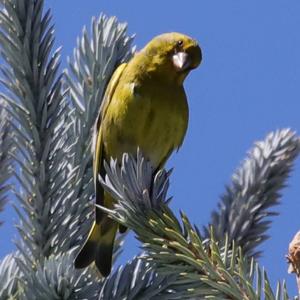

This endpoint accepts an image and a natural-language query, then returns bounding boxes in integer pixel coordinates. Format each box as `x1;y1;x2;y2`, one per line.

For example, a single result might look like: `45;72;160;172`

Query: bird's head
142;32;202;84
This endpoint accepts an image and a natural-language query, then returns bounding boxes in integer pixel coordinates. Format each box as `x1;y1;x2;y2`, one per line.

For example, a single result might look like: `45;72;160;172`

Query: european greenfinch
74;32;202;276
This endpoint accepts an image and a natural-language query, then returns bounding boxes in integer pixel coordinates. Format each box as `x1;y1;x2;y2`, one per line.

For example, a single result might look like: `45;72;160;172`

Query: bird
74;32;202;276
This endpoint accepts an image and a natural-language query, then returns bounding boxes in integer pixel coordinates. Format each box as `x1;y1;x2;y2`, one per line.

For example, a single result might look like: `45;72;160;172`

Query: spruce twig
204;129;300;258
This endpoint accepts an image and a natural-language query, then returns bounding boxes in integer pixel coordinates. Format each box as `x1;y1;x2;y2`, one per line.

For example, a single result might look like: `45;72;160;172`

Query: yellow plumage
74;32;202;276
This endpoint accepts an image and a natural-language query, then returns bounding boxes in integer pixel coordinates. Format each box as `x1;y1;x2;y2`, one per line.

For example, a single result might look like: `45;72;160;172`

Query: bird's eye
176;40;183;47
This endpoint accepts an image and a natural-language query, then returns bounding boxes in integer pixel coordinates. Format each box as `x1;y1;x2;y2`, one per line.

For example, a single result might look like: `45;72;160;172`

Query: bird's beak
172;52;190;71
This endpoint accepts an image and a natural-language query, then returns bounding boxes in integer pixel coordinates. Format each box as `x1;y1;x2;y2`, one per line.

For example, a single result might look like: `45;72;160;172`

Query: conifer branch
99;256;176;300
98;147;292;299
0;0;66;264
0;254;20;299
19;252;100;300
0;107;13;225
204;129;300;258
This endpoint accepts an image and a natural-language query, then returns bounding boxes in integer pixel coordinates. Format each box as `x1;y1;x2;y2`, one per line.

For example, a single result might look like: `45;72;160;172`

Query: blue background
1;0;300;295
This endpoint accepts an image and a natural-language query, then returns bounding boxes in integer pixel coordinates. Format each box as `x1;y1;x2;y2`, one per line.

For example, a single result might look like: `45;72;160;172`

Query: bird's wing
93;63;127;223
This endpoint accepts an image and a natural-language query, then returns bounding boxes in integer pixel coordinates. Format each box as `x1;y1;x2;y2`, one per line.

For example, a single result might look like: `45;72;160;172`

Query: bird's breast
102;80;188;168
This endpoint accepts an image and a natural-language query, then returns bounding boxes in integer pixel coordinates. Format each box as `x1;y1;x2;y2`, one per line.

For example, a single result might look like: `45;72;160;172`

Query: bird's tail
74;221;101;269
74;218;117;277
95;219;117;277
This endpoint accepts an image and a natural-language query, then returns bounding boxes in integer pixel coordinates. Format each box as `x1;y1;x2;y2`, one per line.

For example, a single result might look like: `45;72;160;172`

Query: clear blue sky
1;0;300;295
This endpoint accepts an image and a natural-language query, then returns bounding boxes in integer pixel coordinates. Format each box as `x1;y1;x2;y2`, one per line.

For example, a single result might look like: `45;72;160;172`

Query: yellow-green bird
74;32;202;276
